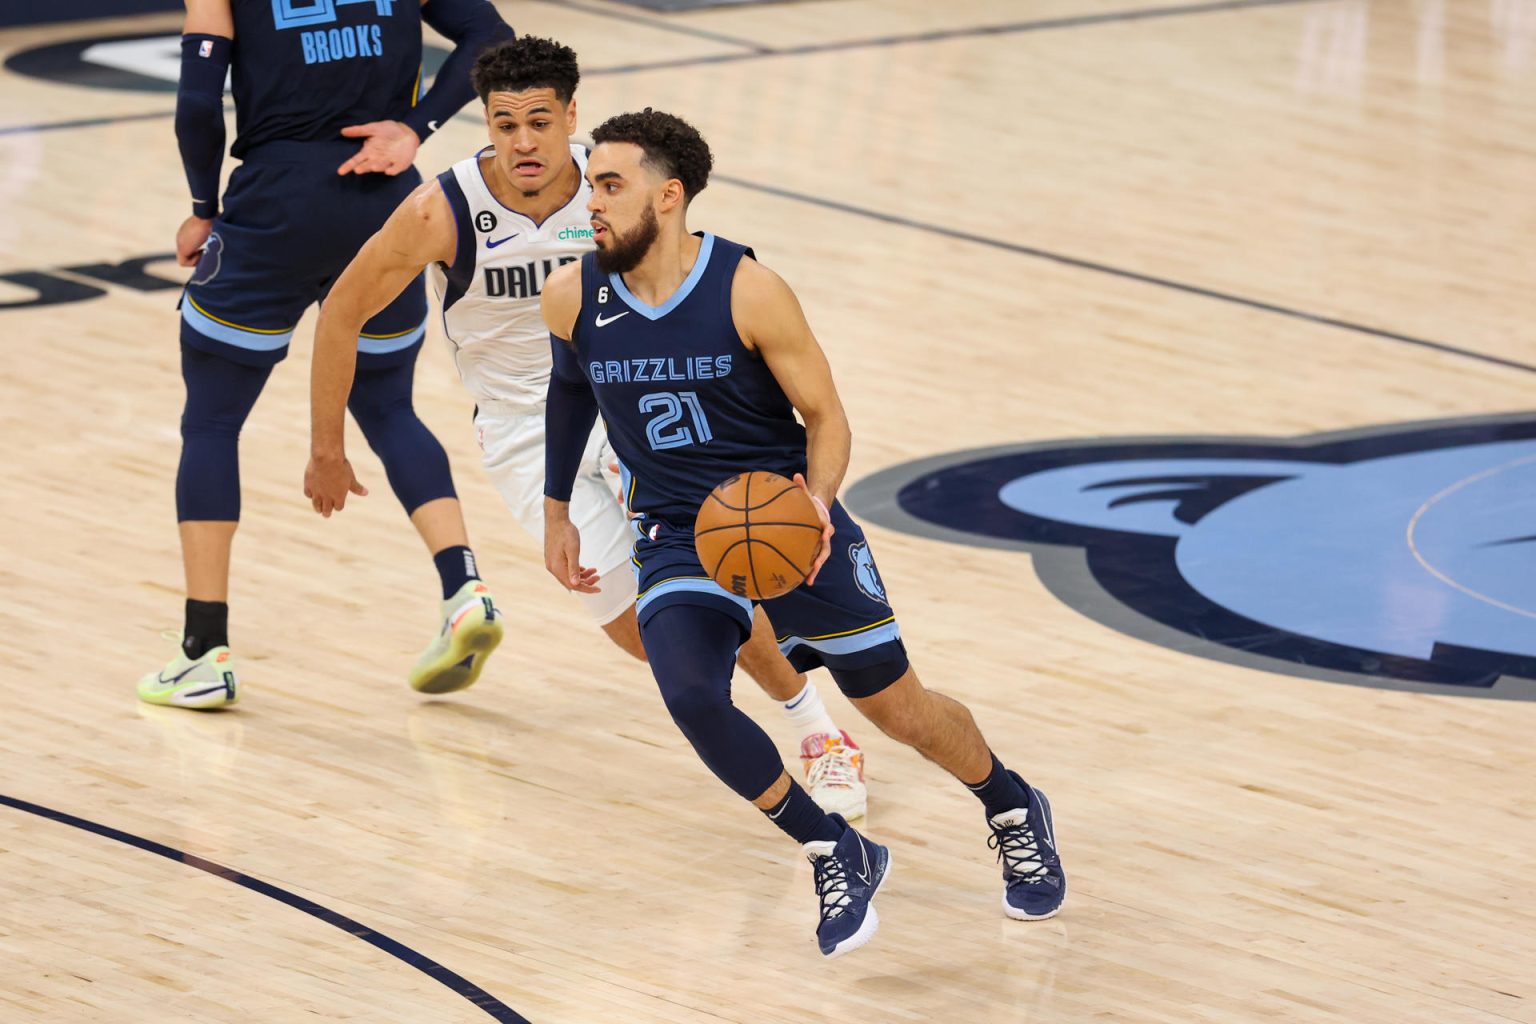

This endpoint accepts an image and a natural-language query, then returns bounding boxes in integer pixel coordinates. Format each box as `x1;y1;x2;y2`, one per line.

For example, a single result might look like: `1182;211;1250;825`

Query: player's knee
351;408;455;512
352;400;424;451
660;682;729;735
179;416;242;441
181;387;261;439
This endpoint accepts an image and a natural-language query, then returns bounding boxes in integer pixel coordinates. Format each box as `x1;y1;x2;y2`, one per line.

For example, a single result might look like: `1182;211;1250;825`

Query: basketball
695;471;824;600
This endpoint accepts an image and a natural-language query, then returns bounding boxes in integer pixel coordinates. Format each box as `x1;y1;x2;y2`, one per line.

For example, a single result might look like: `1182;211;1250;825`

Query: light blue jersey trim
358;318;426;354
779;621;902;658
618;459;634;509
181;301;295;351
636;575;752;619
610;233;715;321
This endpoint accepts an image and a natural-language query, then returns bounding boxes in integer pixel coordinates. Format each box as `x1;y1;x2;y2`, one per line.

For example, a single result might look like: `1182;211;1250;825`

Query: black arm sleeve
403;0;515;143
175;34;231;220
544;335;598;502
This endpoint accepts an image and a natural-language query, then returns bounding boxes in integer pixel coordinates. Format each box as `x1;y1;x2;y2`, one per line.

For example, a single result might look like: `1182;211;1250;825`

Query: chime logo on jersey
845;415;1536;700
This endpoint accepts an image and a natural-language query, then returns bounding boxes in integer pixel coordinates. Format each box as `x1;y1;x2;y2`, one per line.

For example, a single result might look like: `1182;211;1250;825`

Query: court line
1405;454;1536;621
0;0;1330;137
526;0;772;51
0;109;176;137
713;174;1536;377
581;0;1334;75
0;792;534;1024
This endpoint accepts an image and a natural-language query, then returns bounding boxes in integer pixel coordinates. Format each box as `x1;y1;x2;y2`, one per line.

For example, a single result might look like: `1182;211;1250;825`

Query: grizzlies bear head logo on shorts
190;232;224;287
846;415;1536;699
848;541;888;606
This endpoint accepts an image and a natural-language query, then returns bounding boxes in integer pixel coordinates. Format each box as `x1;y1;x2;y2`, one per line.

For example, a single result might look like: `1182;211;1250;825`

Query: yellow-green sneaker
409;580;504;694
137;645;240;709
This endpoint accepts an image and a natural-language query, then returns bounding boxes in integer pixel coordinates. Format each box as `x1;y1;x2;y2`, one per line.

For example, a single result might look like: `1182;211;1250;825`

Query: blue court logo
848;541;888;606
845;416;1536;699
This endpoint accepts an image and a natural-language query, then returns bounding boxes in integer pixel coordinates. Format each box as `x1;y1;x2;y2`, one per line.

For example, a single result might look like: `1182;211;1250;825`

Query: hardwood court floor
2;1;1535;1021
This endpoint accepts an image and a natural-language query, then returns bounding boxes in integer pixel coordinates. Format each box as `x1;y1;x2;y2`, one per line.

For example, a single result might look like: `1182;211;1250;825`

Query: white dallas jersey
431;145;594;405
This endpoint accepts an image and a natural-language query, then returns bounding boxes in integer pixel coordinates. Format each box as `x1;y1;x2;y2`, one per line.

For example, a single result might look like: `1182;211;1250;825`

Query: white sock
782;679;840;746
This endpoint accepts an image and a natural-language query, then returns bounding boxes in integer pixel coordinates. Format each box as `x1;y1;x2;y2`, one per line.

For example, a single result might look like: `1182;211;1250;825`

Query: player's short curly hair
471;36;580;104
591;109;713;201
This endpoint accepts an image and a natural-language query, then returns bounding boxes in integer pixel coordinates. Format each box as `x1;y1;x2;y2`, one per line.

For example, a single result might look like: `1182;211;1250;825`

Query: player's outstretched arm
174;0;234;263
305;182;455;517
539;263;601;593
733;259;852;582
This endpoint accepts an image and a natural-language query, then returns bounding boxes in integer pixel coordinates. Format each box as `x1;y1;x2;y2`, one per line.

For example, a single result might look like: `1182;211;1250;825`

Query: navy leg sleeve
347;348;456;514
642;605;786;801
176;341;273;522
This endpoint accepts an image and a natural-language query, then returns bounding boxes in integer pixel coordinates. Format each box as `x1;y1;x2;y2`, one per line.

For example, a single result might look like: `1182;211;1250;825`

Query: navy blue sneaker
987;780;1065;920
802;814;891;958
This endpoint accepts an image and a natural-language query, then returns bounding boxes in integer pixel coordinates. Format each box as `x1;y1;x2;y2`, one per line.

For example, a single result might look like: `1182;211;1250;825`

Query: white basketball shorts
474;401;637;625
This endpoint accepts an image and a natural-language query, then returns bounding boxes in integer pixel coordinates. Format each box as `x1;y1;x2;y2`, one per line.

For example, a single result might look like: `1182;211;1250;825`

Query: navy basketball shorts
633;501;910;699
180;140;427;368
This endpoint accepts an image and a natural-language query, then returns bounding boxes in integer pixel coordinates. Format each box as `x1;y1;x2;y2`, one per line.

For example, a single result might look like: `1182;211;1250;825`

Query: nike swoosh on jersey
486;234;519;249
595;311;631;327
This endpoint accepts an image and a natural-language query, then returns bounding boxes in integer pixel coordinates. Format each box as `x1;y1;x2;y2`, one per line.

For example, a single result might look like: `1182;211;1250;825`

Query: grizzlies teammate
305;37;868;816
541;111;1066;957
139;0;514;709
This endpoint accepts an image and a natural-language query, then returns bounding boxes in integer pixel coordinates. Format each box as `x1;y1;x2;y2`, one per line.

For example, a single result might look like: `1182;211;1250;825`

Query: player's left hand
336;120;421;176
793;473;834;586
546;517;601;593
305;453;369;517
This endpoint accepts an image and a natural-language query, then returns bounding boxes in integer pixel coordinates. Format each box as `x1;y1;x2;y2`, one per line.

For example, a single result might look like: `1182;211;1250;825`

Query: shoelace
807;743;860;791
988;818;1049;882
812;852;856;924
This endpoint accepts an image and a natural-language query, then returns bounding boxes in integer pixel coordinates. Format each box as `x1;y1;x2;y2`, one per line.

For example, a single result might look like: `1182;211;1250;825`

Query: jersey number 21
640;391;712;450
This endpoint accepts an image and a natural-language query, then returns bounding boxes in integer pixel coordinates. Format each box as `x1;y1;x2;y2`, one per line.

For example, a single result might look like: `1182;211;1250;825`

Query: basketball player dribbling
139;0;514;709
304;38;869;817
540;110;1067;957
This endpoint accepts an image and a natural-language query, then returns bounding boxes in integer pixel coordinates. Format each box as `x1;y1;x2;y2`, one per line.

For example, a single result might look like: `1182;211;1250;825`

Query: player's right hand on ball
545;519;601;593
792;472;834;586
176;216;214;266
304;453;368;517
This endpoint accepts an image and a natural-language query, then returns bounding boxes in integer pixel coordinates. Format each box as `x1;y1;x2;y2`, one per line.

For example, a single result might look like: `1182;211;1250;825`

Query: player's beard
594;204;660;274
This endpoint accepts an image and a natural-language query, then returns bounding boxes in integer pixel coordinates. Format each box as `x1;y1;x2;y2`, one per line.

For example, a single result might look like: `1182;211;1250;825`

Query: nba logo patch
199;39;213;58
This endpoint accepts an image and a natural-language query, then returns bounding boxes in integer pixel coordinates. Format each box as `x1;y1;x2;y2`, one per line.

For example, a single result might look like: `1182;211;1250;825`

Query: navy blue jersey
229;0;423;158
573;234;808;526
